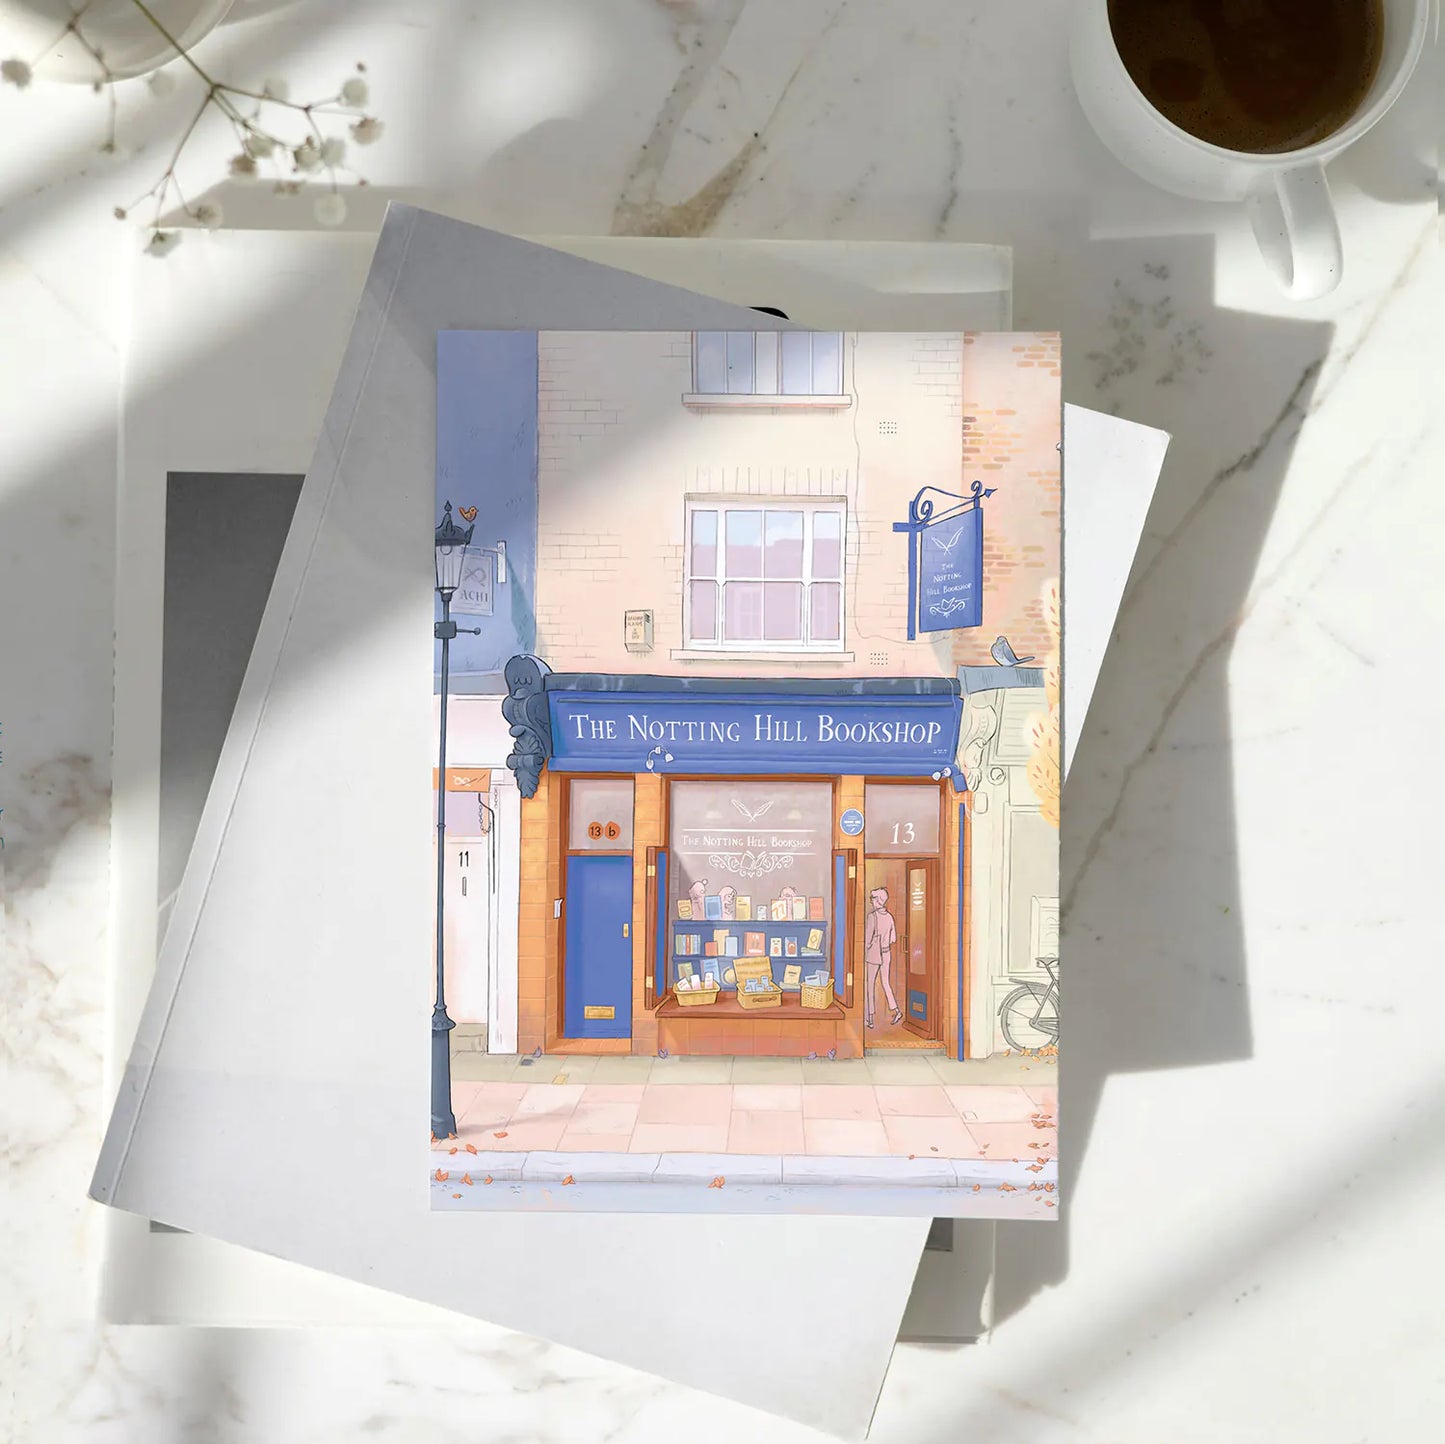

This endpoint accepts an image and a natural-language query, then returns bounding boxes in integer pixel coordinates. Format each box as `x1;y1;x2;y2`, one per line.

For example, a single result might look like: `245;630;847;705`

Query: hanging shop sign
892;482;993;640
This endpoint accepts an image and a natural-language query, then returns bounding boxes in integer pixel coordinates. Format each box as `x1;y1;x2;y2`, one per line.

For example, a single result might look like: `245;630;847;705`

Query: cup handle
1246;162;1342;300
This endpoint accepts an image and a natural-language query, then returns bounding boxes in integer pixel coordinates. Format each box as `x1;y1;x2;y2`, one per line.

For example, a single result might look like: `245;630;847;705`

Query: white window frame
682;497;847;655
684;331;851;409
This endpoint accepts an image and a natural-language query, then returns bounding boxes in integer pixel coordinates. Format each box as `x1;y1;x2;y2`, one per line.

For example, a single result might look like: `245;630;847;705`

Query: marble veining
2;1;1441;1440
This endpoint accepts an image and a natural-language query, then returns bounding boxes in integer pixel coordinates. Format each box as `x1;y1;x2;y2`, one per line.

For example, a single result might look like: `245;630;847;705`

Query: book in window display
430;328;1061;1219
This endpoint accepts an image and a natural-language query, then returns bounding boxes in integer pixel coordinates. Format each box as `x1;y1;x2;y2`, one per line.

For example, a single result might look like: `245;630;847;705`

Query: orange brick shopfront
502;660;970;1061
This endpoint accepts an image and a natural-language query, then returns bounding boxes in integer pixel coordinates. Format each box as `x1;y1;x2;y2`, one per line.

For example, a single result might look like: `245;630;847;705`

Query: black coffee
1108;0;1384;154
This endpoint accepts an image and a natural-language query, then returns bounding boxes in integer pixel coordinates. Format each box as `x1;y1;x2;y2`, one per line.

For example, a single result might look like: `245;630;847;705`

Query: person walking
864;886;903;1028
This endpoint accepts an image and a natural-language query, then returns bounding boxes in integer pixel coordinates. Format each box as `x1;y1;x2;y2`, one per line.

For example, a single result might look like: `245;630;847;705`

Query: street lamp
432;500;482;1138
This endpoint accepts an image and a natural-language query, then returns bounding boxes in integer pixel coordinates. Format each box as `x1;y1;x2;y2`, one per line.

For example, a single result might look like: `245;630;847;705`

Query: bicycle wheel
999;982;1055;1052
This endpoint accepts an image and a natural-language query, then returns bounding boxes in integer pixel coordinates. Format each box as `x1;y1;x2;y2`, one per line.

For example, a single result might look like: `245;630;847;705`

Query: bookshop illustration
501;663;969;1059
432;328;1061;1077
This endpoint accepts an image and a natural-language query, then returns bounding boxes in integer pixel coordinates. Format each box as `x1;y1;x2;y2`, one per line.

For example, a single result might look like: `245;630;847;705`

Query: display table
656;991;857;1058
656;995;847;1020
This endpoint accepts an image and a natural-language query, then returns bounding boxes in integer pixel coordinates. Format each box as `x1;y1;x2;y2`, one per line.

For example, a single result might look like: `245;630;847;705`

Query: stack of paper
94;208;1167;1438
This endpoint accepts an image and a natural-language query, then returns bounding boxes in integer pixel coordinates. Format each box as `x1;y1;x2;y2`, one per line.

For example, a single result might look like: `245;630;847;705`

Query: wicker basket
733;956;782;1010
673;981;721;1008
800;978;834;1010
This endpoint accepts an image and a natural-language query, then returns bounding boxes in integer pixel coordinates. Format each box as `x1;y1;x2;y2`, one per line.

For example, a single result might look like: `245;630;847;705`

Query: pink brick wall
532;331;1059;678
958;333;1062;667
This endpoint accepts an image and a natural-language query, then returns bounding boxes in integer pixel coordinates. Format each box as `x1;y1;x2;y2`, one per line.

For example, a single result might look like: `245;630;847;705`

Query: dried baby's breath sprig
3;2;383;256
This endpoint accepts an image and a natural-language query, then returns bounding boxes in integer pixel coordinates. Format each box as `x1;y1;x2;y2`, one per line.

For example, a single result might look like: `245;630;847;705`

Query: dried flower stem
11;0;382;243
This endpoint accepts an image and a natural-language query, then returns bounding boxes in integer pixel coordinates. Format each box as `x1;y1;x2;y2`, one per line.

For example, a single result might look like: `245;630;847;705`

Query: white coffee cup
1070;0;1431;299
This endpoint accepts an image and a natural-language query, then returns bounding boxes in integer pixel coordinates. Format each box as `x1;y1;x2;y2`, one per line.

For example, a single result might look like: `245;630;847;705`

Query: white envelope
95;208;1165;1437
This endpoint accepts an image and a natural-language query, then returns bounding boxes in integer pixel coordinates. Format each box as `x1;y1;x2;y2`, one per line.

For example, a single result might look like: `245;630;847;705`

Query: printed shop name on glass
677;828;817;853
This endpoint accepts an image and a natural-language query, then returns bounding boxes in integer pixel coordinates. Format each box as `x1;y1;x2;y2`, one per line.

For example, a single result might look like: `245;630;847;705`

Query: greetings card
431;329;1060;1217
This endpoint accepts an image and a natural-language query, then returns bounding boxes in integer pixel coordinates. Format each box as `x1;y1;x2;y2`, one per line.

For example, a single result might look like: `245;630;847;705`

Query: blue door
564;854;634;1039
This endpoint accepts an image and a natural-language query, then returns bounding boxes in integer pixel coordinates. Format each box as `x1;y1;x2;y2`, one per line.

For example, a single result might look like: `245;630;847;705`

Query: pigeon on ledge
990;635;1036;666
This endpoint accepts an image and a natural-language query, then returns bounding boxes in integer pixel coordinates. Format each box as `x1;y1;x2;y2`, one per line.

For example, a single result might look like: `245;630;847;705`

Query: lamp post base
431;1005;457;1138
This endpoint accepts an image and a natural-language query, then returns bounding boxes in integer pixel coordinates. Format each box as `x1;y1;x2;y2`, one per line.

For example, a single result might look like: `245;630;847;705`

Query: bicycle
998;956;1059;1052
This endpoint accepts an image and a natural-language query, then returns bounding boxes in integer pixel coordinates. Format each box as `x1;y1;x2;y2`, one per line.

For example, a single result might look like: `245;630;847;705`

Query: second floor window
693;331;845;398
685;500;845;651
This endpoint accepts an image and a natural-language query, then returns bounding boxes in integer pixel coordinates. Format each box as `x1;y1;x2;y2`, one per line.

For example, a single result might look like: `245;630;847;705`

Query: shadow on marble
997;227;1332;1331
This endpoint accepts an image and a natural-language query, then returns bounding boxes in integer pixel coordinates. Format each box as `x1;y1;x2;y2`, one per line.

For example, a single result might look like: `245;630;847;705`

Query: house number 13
891;822;915;845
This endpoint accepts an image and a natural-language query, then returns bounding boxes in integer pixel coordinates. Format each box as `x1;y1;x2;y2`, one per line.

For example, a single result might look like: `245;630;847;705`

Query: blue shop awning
501;658;964;797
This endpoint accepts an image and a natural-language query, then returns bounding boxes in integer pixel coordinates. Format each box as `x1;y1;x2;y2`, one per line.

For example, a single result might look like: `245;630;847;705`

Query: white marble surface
2;1;1441;1440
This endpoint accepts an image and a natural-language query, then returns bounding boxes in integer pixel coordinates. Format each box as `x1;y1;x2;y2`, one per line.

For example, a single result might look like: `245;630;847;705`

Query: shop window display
667;780;833;996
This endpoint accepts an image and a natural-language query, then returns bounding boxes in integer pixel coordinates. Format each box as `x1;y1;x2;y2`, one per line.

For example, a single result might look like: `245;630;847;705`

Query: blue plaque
917;505;982;633
840;808;865;836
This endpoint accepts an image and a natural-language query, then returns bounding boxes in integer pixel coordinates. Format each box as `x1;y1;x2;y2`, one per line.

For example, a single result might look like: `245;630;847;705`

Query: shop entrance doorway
561;776;636;1041
862;858;941;1045
563;854;633;1038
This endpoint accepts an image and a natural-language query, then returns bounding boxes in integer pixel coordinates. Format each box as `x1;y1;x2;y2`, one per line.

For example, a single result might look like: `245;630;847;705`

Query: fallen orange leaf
434;1169;449;1182
483;1175;494;1185
452;1192;462;1199
465;1143;477;1155
708;1176;725;1189
998;1182;1016;1192
561;1174;575;1186
448;1147;458;1155
1044;1200;1056;1207
461;1173;473;1186
494;1130;509;1139
1044;1182;1055;1192
971;1184;981;1193
1026;1163;1044;1173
